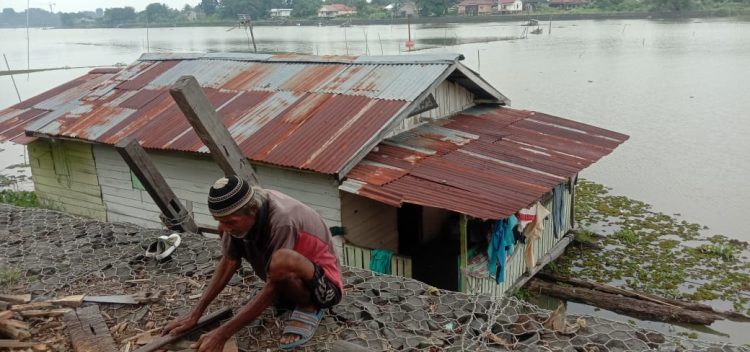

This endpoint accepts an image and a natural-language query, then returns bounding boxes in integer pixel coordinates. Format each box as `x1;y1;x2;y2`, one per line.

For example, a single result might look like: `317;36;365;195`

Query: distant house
548;0;590;8
398;1;419;17
269;8;293;17
457;0;496;15
185;10;200;21
0;52;627;297
318;4;356;18
499;0;523;13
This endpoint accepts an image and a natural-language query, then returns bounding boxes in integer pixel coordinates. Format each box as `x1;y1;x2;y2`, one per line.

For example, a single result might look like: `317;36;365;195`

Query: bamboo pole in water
3;54;22;102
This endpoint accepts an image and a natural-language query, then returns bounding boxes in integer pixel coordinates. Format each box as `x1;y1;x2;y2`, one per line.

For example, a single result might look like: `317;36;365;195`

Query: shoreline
1;10;743;30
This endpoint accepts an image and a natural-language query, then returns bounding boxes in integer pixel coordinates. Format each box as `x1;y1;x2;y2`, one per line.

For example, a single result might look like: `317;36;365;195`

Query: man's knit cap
208;175;254;217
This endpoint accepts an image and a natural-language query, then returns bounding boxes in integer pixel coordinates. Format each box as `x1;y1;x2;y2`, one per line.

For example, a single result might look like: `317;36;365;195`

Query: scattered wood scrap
0;339;48;351
63;305;119;352
0;294;31;304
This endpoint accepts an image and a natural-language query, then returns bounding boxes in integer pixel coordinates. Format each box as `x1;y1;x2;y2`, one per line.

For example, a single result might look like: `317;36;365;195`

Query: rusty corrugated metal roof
0;69;120;144
0;53;485;176
341;105;629;220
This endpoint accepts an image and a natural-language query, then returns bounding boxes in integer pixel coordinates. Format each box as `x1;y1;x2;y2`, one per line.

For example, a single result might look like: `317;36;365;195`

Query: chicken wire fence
0;203;746;352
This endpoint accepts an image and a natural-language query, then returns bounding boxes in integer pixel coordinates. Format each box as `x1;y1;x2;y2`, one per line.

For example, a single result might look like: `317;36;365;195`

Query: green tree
201;0;219;15
417;0;457;16
218;0;265;19
143;3;178;22
649;0;693;11
292;0;322;17
103;7;136;26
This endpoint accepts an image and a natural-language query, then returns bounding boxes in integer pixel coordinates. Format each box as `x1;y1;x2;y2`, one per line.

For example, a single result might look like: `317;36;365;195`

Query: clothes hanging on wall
521;202;550;274
369;249;393;275
487;215;517;284
552;184;565;238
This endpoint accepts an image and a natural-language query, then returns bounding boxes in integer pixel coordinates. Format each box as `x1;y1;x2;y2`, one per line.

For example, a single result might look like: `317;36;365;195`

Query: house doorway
398;205;460;291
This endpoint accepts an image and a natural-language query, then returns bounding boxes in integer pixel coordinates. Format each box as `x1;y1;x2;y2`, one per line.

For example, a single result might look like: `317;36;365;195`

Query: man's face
215;210;256;239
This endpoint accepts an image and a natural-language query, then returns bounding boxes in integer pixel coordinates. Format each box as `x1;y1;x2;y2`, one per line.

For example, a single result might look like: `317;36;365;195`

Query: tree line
2;0;747;28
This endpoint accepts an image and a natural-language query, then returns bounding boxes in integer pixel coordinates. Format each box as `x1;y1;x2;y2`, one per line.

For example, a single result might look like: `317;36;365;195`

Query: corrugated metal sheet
0;69;120;144
342;106;628;220
0;53;461;176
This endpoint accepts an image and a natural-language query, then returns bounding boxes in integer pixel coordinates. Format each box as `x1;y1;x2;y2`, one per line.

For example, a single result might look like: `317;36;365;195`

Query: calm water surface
1;18;748;343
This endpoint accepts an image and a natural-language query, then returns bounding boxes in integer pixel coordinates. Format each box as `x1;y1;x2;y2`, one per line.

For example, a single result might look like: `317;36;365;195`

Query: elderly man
162;175;343;351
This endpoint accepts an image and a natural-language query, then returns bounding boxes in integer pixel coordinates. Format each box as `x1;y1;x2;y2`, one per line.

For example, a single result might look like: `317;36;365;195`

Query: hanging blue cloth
369;249;393;275
487;215;517;284
553;184;565;238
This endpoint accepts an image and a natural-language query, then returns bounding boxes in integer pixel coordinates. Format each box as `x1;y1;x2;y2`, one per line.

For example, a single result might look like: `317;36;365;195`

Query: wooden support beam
133;307;232;352
169;76;260;186
63;305;118;352
115;137;199;233
459;214;468;293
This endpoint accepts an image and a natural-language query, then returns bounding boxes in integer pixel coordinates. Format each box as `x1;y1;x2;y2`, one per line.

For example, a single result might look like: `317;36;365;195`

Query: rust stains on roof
0;53;466;175
342;106;628;220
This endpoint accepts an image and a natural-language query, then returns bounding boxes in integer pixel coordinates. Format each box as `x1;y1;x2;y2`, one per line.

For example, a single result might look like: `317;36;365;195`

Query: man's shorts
307;263;342;309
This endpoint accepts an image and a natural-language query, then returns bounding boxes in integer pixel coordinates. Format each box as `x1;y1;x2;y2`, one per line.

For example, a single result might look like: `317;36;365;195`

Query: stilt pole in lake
26;0;30;71
238;14;257;53
3;54;22;103
378;33;383;55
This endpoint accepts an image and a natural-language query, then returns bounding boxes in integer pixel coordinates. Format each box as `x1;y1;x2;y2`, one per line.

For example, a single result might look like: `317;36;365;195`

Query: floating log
526;278;723;325
537;273;750;322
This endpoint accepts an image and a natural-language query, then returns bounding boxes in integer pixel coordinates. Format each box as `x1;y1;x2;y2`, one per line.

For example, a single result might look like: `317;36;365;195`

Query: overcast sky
3;0;201;13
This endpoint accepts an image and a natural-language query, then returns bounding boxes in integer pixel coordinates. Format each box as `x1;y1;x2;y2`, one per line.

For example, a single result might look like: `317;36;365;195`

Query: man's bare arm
162;255;240;336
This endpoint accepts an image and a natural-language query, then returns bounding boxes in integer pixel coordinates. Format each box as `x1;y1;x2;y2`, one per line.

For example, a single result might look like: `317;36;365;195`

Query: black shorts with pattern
307;263;341;309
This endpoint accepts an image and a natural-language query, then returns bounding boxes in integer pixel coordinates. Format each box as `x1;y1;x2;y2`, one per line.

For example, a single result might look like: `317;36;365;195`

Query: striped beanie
208;176;254;217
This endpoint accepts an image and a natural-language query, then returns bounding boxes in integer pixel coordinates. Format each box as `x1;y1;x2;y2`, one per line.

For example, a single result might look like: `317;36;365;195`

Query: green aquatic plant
554;179;750;315
0;190;39;208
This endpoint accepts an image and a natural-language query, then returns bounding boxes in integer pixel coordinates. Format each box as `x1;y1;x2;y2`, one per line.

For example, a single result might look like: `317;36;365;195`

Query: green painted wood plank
35;184;104;205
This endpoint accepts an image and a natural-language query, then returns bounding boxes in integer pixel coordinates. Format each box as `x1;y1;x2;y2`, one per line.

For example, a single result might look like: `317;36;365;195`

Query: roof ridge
137;52;464;65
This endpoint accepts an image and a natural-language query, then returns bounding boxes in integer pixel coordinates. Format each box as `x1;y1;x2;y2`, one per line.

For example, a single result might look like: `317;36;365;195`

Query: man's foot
279;307;323;350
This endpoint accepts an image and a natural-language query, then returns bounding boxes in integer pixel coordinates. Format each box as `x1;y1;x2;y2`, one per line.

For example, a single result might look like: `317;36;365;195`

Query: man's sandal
279;309;324;350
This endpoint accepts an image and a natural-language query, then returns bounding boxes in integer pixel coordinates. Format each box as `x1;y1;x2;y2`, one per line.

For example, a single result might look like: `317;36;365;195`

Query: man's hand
161;314;199;336
193;328;231;352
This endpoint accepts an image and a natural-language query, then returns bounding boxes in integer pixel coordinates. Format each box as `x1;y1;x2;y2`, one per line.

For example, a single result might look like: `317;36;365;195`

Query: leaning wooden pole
169;75;260;187
115;137;199;233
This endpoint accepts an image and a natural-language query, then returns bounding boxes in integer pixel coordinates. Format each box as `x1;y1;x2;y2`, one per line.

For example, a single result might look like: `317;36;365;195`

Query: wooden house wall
387;79;476;137
466;184;573;297
92;145;341;230
340;192;399;252
27;139;106;220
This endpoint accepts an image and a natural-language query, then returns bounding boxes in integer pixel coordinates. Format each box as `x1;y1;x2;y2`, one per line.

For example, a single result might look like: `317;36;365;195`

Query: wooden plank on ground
48;295;85;307
169;75;260;186
19;308;71;318
63;305;118;352
0;294;31;304
0;339;47;350
133;307;232;352
115;137;199;233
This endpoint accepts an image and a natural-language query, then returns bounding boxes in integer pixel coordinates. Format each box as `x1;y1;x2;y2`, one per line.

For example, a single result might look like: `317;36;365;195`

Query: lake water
1;18;748;343
1;19;748;239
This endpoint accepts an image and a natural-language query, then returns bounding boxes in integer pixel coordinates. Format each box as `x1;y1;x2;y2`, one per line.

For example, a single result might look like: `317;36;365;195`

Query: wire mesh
0;203;746;352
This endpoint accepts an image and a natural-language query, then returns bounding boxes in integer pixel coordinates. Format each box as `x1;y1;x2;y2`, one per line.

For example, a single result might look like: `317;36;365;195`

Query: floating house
0;53;627;297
